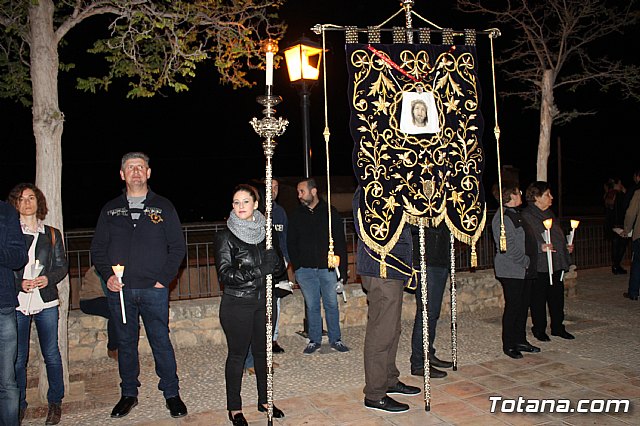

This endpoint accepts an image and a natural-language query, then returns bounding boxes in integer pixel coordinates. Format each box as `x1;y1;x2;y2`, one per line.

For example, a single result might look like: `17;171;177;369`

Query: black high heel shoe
228;411;248;426
258;403;285;418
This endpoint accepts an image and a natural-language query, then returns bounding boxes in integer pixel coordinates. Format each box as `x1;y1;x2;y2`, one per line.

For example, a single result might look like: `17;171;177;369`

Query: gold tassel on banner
379;255;387;278
327;239;339;269
471;244;478;268
499;224;507;252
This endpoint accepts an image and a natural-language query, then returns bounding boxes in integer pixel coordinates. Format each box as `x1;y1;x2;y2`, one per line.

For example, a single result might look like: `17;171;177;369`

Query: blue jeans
15;306;64;409
628;239;640;297
410;266;448;371
295;268;341;344
107;287;179;398
0;306;19;426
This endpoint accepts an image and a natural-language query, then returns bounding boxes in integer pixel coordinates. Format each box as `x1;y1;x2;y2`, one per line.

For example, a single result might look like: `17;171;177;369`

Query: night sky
0;0;637;229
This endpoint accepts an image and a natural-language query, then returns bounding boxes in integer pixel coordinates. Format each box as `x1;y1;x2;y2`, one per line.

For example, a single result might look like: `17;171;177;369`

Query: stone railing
60;268;577;362
22;268;578;364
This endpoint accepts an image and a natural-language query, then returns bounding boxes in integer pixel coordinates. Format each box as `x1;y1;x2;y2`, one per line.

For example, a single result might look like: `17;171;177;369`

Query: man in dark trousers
409;222;453;378
352;188;421;413
91;152;187;419
288;178;349;354
0;200;28;426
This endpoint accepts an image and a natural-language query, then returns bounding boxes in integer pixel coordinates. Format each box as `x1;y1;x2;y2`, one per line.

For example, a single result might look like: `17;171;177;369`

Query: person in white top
7;183;68;425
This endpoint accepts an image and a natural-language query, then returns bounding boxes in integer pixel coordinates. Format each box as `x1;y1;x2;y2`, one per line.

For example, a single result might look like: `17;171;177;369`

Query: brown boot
45;403;62;425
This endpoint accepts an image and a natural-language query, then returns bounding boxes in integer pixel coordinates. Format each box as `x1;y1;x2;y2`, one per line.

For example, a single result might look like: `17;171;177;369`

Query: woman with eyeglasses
213;184;286;426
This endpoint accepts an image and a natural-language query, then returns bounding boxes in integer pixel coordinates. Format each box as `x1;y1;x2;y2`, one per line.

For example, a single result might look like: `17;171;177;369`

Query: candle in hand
112;264;125;282
568;219;580;245
542;219;554;286
111;264;127;324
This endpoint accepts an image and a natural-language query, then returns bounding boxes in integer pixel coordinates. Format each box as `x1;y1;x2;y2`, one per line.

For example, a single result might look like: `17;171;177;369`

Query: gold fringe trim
356;208;407;260
357;204;487;272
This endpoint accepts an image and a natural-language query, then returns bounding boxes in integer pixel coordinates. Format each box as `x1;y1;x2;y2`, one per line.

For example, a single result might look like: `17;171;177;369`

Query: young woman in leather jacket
214;184;286;426
8;183;68;425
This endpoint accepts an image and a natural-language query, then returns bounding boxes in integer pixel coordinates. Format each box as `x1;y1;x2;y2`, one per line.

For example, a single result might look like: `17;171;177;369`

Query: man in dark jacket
409;222;453;378
288;178;349;354
0;200;28;426
91;152;187;419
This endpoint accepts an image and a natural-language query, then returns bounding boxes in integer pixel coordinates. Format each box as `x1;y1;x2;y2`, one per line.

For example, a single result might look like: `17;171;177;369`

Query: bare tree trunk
29;0;69;403
537;70;556;181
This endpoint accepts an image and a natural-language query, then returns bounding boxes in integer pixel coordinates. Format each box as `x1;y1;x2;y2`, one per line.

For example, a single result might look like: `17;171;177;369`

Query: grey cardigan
492;207;530;279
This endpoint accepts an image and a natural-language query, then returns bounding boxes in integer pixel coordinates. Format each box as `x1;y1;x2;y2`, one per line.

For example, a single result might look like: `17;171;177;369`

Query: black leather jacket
14;226;68;303
214;229;285;299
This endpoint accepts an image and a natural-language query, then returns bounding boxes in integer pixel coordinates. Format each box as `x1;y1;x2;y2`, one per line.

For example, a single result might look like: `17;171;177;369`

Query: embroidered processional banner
347;43;486;268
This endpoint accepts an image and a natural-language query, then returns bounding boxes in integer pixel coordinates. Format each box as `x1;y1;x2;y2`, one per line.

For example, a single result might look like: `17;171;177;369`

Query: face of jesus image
411;99;428;127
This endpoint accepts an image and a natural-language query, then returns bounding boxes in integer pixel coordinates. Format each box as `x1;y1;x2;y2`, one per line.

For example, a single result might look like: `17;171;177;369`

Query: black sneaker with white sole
364;396;409;413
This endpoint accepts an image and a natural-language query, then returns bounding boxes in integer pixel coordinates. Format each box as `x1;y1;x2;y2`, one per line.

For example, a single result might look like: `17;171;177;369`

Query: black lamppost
284;37;323;178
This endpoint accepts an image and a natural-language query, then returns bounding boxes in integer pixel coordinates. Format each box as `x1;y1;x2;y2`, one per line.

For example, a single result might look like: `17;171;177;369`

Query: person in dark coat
91;152;187;419
0;199;28;426
214;184;286;426
522;181;575;342
603;178;628;274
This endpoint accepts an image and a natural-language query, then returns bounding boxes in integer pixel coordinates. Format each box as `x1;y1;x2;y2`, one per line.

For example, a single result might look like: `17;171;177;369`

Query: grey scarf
226;210;266;244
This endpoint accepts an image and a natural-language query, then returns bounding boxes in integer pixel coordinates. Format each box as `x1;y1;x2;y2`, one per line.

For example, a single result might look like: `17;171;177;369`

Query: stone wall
29;268;577;364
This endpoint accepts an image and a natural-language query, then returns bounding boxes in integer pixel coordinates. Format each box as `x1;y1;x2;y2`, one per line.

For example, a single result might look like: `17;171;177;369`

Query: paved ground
23;266;639;425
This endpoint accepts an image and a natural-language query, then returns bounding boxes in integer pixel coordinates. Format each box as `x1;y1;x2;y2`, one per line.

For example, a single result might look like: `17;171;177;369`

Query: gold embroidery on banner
351;46;485;259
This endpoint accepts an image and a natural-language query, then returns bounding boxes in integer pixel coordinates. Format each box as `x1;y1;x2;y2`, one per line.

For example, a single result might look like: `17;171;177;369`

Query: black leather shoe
228;411;248;426
515;342;541;353
551;330;575;340
411;366;447;378
272;341;285;353
503;348;523;359
533;331;551;342
166;396;187;418
623;292;639;300
258;403;285;418
613;266;627;275
430;354;454;369
110;396;138;418
364;396;409;413
387;380;421;395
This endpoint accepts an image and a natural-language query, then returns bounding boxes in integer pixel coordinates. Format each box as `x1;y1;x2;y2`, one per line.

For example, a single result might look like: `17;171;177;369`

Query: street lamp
284;37;323;178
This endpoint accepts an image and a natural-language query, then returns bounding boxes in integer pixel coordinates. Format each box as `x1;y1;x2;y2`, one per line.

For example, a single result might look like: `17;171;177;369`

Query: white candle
266;50;274;87
111;264;127;324
542;219;554;286
568;220;580;245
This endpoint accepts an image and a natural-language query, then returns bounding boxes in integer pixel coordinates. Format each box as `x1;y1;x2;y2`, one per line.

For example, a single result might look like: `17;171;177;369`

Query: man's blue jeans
107;286;179;399
15;306;64;410
410;266;448;371
0;306;19;426
628;239;640;297
295;268;341;345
